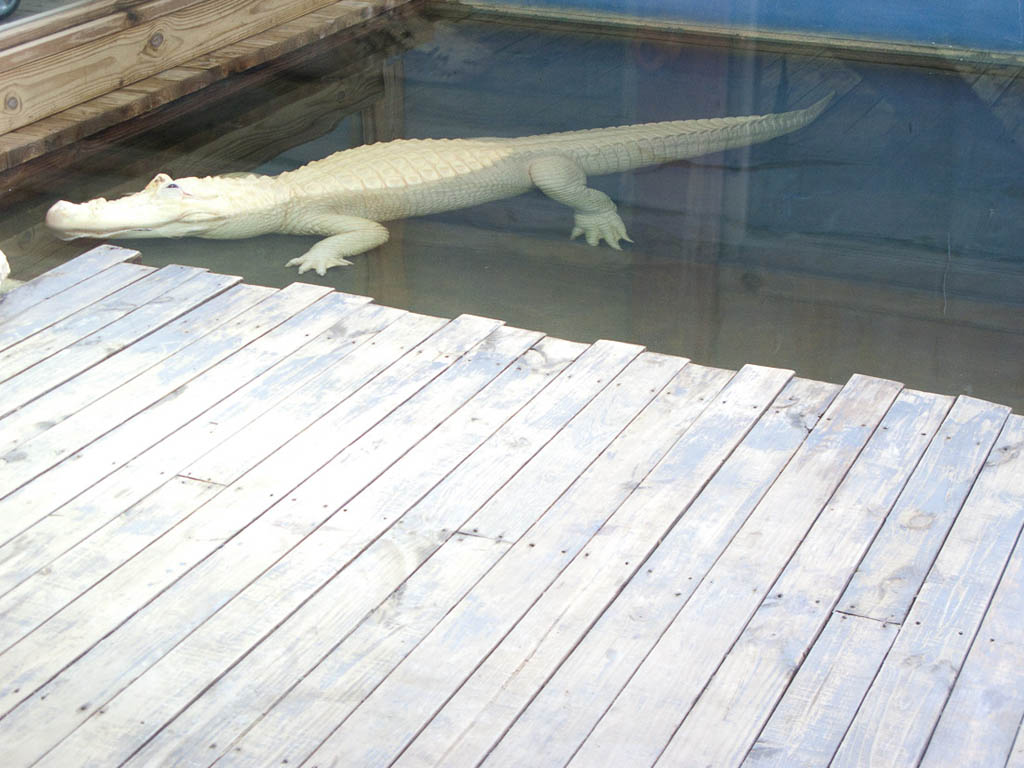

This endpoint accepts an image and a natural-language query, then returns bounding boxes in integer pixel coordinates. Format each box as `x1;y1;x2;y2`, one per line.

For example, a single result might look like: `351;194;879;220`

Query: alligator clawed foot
286;252;355;276
570;210;633;250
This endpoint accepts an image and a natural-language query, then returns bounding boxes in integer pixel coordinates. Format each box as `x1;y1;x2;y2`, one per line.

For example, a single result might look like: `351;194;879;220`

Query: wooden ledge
0;0;418;174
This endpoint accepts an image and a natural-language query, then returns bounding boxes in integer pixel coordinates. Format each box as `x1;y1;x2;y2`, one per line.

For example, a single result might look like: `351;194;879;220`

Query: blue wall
486;0;1024;52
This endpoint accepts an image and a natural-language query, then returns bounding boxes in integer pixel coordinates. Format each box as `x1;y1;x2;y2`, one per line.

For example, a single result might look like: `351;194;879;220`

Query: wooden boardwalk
0;245;1021;768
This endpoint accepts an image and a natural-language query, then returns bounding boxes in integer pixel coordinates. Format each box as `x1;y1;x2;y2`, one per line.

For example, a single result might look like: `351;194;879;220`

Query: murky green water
3;10;1022;408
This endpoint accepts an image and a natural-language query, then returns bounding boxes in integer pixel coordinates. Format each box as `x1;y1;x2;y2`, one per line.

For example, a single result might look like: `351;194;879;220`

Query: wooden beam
0;0;425;177
0;0;366;134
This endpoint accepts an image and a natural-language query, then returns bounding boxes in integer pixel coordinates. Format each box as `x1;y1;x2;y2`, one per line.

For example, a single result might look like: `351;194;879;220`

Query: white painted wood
742;613;899;768
831;415;1024;768
482;376;836;768
0;301;400;599
920;512;1024;768
33;325;542;768
0;245;141;326
0;267;233;419
0;277;258;456
839;395;1011;623
568;374;903;768
0;315;503;765
0;262;153;354
0;304;437;736
307;364;794;768
0;283;336;540
124;338;585;768
404;367;811;768
220;535;513;768
659;389;952;767
0;476;223;650
213;339;643;768
1008;719;1024;768
0;264;205;384
178;309;458;485
461;348;679;541
832;414;1024;768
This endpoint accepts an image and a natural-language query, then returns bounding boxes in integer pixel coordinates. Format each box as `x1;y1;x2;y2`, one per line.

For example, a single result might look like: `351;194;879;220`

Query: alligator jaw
46;200;157;240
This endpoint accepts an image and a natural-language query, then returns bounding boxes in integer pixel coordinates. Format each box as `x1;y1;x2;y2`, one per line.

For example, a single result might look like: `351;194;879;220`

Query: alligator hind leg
528;155;632;249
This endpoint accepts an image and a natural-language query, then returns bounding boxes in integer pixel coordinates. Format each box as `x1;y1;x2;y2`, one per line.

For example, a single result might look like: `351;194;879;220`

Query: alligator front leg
529;155;633;249
285;215;389;275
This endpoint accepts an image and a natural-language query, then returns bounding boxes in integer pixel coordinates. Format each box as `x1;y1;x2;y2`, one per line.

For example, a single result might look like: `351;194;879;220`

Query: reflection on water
1;11;1022;410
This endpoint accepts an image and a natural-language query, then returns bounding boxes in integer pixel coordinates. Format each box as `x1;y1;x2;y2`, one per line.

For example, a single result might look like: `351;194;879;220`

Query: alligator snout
46;200;79;235
46;200;104;240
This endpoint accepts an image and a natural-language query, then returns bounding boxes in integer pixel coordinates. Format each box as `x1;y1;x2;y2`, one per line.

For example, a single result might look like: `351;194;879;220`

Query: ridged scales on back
46;94;832;275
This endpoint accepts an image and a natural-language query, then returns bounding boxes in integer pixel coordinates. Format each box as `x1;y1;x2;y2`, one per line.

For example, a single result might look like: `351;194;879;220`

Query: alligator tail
563;92;834;176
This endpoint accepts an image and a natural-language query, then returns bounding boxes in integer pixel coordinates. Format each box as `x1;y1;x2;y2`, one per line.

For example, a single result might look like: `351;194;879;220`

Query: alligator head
46;173;236;241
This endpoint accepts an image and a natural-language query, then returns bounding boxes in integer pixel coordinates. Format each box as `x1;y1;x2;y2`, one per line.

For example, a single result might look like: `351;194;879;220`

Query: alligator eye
158;181;185;198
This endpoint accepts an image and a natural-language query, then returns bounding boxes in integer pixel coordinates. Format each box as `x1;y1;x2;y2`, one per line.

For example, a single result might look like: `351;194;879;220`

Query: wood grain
0;0;382;134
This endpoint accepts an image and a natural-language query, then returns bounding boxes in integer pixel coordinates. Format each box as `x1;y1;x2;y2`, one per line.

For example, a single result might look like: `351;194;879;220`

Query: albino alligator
47;94;831;275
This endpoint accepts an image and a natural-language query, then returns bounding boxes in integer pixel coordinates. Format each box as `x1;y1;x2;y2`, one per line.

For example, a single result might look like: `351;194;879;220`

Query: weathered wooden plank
0;292;369;579
839;396;1011;623
919;514;1024;768
213;533;514;767
214;339;643;768
459;349;682;541
568;374;903;768
1009;720;1024;768
0;0;195;70
0;262;153;354
0;476;222;650
481;376;835;768
0;269;236;421
0;302;403;600
0;277;257;456
0;245;140;324
659;389;952;767
0;0;368;134
179;309;452;486
831;414;1024;767
308;364;792;767
0;283;334;536
121;336;584;767
743;614;899;768
0;264;205;385
29;324;538;768
402;367;810;768
0;315;502;763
